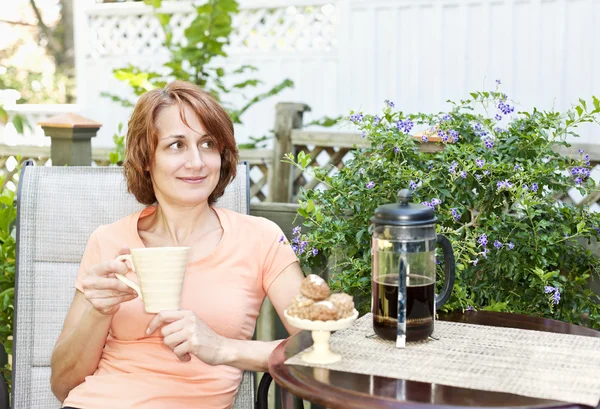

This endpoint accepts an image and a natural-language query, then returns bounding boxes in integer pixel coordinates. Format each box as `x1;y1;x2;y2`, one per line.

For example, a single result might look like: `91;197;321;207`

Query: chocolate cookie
287;295;315;320
309;300;339;321
299;274;330;301
328;293;355;319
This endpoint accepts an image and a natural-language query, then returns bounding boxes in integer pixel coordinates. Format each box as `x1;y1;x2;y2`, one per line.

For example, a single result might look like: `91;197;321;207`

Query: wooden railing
2;102;600;206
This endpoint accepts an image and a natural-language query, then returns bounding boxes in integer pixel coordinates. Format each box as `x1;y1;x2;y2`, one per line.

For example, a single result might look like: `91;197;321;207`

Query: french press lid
370;189;438;226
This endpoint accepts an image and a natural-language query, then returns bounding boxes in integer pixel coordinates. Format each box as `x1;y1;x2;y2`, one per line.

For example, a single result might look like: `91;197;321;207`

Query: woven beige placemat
285;313;600;406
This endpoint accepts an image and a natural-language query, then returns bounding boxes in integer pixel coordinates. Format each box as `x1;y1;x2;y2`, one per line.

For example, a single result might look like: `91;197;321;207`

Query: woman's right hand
81;251;138;315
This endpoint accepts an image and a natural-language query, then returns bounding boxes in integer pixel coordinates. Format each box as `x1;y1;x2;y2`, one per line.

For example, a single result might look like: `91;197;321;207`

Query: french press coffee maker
370;189;455;347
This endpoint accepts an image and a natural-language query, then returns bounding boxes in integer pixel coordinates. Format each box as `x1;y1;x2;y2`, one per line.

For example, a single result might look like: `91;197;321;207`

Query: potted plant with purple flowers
285;84;600;328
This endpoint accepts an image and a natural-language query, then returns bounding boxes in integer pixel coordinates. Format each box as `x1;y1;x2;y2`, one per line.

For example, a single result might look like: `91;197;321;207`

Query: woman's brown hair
124;81;239;205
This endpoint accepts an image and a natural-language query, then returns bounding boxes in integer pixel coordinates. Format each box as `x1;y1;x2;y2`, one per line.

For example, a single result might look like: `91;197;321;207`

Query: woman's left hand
147;310;226;364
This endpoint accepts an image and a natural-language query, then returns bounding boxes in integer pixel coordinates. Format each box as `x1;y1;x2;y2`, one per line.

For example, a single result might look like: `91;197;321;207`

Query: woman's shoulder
90;209;144;240
217;207;282;236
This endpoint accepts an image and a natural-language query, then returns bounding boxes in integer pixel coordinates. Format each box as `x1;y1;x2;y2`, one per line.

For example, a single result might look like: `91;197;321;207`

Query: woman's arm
147;262;304;372
50;259;137;402
50;291;112;402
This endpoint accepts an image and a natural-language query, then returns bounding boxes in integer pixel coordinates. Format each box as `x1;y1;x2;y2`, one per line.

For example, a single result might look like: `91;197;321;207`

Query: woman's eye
200;140;214;149
169;141;184;150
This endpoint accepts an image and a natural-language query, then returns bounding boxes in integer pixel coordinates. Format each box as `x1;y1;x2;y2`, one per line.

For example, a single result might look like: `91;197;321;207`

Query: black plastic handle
435;234;456;309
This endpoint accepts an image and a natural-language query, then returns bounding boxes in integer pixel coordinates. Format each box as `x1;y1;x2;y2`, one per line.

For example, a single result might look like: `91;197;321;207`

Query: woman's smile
178;176;207;184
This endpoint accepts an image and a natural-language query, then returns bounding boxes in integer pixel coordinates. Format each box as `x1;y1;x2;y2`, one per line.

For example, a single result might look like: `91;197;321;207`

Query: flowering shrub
286;87;600;327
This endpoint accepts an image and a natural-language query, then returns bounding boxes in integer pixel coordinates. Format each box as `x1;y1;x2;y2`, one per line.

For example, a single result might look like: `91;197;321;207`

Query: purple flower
482;248;489;258
493;240;503;249
442;114;453;121
495;79;501;85
361;131;366;138
350;113;364;123
495;114;502;121
575;177;583;185
476;159;485;168
409;180;418;190
553;290;561;305
578;149;585;154
431;198;442;206
531;183;539;192
514;164;521;171
385;100;395;108
475;173;482;180
421;135;429;143
460;170;467;178
472;259;478;266
478;233;488;247
544;286;555;294
311;248;319;256
422;201;435;210
358;168;365;175
449;161;459;174
394;146;400;154
449;129;459;142
366;181;375;189
498;101;515;115
293;226;301;236
522;184;529;190
484;138;495;149
483;170;491;176
373;115;381;126
291;243;299;253
467;305;475;311
451;208;460;221
508;242;515;250
474;123;483;131
496;180;513;191
279;235;285;243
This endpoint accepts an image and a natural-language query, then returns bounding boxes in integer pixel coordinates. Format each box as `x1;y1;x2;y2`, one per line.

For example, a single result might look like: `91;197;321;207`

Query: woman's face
150;103;222;207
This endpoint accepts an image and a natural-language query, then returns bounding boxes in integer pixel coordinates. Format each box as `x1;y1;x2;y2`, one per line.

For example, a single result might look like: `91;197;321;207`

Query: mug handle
115;254;143;300
435;234;455;310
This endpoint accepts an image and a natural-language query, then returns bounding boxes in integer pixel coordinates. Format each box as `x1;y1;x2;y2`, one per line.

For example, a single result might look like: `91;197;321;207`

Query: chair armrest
0;375;9;409
256;372;303;409
256;372;272;409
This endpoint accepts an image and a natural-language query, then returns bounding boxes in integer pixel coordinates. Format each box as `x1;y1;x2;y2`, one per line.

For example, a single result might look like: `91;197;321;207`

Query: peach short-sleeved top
63;206;298;409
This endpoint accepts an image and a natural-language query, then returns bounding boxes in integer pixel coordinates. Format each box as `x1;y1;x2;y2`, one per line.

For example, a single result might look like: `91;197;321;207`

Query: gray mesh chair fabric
14;163;255;409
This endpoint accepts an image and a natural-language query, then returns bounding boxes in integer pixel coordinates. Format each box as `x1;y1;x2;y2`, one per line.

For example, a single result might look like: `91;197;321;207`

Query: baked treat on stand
284;274;358;364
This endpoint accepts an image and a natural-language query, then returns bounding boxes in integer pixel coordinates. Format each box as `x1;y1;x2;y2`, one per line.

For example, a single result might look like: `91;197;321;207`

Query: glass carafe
370;189;455;345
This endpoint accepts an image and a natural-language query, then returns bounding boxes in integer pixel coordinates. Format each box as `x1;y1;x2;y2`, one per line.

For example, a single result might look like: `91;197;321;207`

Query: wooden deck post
269;103;311;203
38;113;101;166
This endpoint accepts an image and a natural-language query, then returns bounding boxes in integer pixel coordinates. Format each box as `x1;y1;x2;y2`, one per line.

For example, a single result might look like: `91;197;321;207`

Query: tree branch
0;19;36;27
29;0;62;56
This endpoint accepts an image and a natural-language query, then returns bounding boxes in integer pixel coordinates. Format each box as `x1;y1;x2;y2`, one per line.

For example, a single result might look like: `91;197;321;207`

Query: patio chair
4;161;273;409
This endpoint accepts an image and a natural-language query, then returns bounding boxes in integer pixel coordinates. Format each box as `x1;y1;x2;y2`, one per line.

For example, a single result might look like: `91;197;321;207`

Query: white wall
67;0;600;148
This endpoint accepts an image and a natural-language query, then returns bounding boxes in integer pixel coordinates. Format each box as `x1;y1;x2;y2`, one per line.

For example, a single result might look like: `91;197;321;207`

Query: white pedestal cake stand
284;309;359;364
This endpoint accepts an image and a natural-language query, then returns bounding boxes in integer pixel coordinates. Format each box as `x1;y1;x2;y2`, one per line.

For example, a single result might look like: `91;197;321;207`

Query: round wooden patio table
268;311;600;409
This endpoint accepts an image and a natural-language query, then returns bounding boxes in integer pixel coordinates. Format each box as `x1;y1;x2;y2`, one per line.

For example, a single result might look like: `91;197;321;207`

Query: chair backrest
14;163;253;409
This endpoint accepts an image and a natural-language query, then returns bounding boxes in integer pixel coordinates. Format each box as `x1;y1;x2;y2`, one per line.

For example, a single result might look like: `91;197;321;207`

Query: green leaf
232;65;258;74
0;106;7;125
593;96;600;111
579;98;587;111
12;115;24;135
306;116;343;128
143;0;162;8
109;152;120;165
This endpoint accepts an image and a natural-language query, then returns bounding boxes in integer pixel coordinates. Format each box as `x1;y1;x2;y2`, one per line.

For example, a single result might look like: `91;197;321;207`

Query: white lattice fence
86;1;336;58
77;0;339;148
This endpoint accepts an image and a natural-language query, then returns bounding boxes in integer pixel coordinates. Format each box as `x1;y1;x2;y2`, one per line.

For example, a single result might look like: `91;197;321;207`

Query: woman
50;81;304;409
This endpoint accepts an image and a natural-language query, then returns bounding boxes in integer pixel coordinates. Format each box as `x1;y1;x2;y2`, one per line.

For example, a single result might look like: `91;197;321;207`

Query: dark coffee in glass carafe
370;190;455;344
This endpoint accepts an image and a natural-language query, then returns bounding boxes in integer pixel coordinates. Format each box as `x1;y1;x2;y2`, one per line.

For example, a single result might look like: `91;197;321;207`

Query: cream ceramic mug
115;247;190;313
